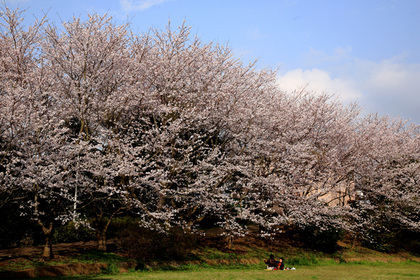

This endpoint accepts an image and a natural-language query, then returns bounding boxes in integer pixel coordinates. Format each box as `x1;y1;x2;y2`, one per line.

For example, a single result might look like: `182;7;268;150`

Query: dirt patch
239;258;260;265
0;241;99;260
37;262;108;277
0;262;109;279
0;240;124;278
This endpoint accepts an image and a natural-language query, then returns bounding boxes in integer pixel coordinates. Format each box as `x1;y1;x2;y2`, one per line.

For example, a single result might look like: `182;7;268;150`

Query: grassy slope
192;235;420;268
1;233;419;275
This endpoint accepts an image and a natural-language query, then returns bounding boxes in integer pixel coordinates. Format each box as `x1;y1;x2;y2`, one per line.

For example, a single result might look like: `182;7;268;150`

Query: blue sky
5;0;420;124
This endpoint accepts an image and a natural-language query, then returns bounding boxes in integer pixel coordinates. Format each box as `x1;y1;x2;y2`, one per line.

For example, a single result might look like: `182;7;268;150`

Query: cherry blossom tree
0;6;44;206
236;89;364;239
350;115;420;246
39;13;157;251
124;23;283;245
0;6;64;259
1;6;419;256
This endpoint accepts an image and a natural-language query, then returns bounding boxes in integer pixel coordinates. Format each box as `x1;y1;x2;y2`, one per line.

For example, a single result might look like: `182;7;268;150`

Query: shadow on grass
32;276;112;280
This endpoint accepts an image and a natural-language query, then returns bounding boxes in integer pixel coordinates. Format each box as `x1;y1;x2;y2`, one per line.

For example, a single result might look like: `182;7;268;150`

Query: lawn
51;262;420;280
3;237;419;279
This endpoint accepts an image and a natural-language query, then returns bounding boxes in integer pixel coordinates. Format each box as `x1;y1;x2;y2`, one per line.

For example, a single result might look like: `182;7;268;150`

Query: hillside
1;233;419;278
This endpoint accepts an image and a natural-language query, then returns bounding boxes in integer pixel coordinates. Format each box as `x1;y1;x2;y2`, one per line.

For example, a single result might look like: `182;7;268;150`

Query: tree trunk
42;234;53;259
225;235;234;249
96;229;107;251
268;238;273;252
40;221;54;260
34;192;55;260
93;210;120;251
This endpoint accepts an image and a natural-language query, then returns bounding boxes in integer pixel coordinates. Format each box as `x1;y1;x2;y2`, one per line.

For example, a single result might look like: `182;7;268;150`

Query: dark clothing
264;258;278;268
278;261;284;270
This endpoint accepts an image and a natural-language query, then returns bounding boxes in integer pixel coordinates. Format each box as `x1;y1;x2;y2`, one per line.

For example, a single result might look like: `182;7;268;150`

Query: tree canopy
1;6;419;258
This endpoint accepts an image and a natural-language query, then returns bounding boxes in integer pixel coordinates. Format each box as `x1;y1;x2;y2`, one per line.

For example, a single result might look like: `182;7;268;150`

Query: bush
0;199;39;249
116;220;197;261
53;221;95;244
102;262;120;275
361;228;397;253
361;226;420;254
399;229;420;254
290;224;343;253
358;213;404;253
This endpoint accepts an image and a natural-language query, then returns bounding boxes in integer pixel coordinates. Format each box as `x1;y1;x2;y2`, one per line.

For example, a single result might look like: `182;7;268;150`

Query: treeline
0;6;419;259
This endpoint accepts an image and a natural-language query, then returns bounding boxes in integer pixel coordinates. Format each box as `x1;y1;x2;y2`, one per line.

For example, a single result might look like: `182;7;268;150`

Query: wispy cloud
246;26;267;40
119;0;170;12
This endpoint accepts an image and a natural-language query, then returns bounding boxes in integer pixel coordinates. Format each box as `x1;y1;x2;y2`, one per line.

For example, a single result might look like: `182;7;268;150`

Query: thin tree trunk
94;215;112;251
96;229;107;251
34;192;54;260
93;208;124;251
39;221;54;260
225;235;234;249
42;233;53;259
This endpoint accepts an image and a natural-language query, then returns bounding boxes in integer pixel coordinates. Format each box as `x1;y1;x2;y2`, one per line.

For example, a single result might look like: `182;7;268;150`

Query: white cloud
278;48;420;124
355;58;420;123
276;68;362;102
119;0;169;12
357;58;420;96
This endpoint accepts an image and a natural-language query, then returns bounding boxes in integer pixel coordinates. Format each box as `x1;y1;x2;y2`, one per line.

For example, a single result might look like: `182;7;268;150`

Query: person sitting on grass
264;254;278;270
277;257;285;270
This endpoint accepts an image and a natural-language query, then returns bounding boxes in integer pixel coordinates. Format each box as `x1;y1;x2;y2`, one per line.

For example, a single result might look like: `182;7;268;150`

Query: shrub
358;213;402;253
53;221;95;244
399;229;420;254
290;223;343;253
0;199;40;249
361;226;420;254
116;221;197;261
102;262;119;275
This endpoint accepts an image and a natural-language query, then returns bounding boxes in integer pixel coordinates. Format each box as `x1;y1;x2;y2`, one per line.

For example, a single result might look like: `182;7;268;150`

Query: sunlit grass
49;262;420;280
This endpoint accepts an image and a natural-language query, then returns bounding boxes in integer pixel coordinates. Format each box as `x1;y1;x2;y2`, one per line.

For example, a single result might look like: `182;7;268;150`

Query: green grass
201;247;241;260
38;262;420;280
2;238;419;278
